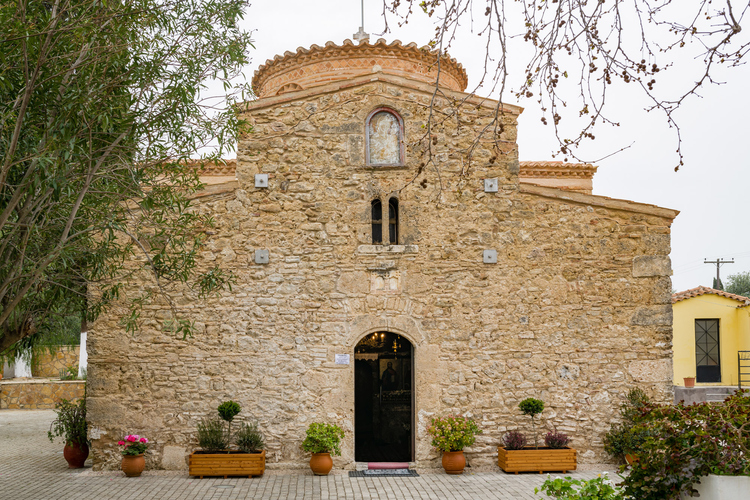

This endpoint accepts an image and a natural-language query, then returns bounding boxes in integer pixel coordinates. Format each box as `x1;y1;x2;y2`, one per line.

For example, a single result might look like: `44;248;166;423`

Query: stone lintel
357;245;418;254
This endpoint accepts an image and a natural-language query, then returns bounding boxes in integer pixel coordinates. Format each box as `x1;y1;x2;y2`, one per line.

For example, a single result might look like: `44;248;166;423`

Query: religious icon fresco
368;111;400;165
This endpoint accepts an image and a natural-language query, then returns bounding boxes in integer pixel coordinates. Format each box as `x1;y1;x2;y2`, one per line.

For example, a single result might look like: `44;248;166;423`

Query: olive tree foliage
382;0;749;170
0;0;253;355
725;271;750;298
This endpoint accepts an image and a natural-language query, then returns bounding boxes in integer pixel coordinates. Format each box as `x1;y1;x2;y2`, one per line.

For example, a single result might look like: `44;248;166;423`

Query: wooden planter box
497;446;576;474
189;450;265;478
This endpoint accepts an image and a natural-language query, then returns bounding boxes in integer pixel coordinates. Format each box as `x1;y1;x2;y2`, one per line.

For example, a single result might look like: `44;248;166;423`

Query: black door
354;331;413;462
695;319;721;383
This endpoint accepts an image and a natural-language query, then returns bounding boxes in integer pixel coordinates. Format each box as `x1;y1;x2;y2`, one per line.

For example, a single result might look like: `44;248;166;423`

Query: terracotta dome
252;39;468;98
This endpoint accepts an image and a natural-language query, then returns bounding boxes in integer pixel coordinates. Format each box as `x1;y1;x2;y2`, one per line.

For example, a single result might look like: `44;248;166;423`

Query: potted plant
603;388;651;464
604;424;648;465
498;398;577;473
426;414;481;474
301;422;344;475
683;376;696;388
48;398;89;468
189;400;266;478
118;434;149;477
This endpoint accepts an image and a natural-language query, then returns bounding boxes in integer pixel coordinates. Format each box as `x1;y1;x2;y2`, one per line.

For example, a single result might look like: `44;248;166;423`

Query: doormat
349;469;419;477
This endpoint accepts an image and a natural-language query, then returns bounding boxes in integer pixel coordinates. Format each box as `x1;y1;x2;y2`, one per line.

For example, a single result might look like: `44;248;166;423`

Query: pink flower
118;441;125;446
126;435;138;442
140;437;148;443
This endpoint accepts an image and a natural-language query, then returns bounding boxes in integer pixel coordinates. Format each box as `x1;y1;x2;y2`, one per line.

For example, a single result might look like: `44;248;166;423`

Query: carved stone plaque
370;270;401;293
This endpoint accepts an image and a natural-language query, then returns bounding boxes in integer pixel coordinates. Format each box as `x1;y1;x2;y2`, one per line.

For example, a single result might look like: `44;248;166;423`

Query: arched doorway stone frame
342;314;437;464
345;314;427;350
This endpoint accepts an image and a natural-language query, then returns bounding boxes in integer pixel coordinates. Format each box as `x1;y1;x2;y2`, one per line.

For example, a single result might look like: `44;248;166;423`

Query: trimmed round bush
217;400;241;423
518;398;544;417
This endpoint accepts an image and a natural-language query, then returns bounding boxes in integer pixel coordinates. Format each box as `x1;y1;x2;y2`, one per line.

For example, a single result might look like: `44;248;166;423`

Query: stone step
673;386;741;405
706;394;727;403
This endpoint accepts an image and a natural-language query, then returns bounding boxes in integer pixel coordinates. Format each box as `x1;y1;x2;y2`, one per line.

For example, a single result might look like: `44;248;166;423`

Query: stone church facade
88;39;678;470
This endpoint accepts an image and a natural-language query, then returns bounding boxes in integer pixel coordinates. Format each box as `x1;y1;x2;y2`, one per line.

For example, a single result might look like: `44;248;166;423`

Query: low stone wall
0;379;85;409
32;346;80;378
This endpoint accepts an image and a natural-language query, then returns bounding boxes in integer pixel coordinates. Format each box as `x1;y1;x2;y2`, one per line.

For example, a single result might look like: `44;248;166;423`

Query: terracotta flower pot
121;453;146;477
684;377;696;388
63;442;89;469
442;450;466;475
625;454;639;465
309;452;333;475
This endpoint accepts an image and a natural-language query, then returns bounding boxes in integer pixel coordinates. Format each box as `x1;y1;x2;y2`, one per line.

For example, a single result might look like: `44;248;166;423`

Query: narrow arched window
366;108;404;166
371;199;383;245
388;198;399;245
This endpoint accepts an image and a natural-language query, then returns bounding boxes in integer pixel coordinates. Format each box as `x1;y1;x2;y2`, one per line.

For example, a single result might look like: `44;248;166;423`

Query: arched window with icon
366;108;404;166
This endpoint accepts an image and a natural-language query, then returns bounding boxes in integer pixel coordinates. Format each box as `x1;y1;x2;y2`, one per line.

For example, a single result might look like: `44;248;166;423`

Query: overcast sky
239;1;750;293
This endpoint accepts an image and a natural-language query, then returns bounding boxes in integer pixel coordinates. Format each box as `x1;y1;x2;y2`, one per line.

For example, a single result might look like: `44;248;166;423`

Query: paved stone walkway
0;409;618;499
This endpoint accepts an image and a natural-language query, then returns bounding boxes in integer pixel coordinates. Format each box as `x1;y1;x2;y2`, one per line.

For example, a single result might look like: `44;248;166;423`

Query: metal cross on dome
353;0;370;42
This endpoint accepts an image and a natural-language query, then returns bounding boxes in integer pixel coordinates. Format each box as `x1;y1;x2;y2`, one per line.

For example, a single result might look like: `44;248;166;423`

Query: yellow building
672;286;750;387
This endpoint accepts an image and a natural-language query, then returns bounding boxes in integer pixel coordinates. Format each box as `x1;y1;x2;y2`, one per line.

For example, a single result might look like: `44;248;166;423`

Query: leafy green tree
0;0;252;355
713;277;724;291
725;271;750;298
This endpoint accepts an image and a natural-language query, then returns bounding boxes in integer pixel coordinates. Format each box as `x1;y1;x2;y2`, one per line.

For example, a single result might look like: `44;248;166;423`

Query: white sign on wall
334;354;350;365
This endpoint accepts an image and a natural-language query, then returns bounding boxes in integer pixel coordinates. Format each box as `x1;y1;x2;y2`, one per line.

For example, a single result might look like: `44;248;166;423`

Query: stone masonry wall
88;77;675;471
0;379;85;409
32;346;80;378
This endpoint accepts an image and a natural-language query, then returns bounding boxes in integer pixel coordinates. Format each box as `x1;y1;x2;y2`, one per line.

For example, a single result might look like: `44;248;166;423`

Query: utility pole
704;257;734;290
